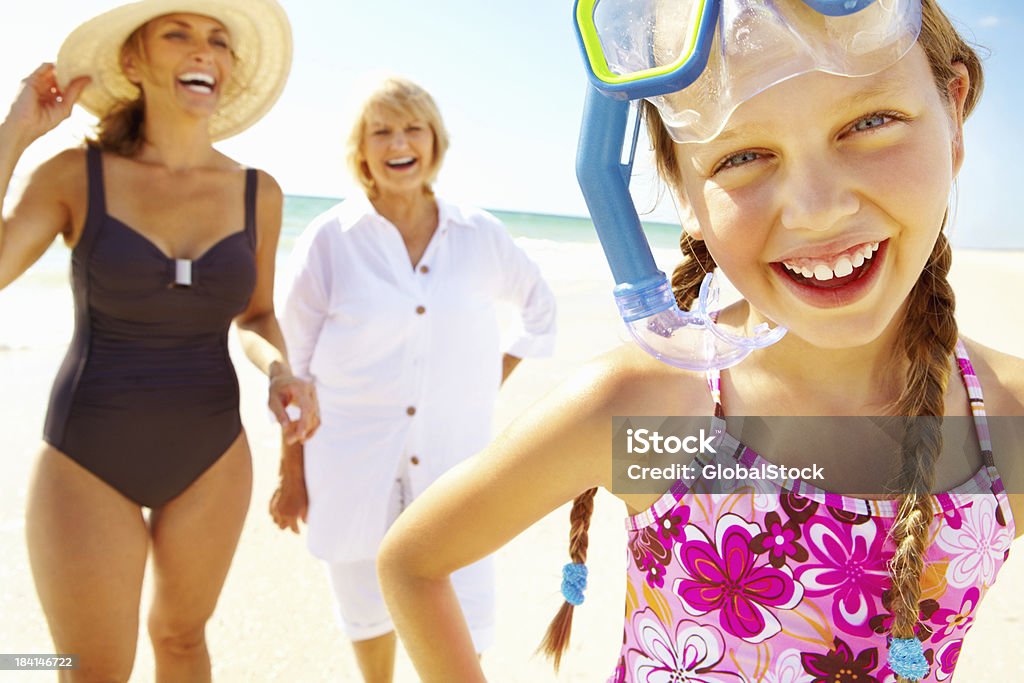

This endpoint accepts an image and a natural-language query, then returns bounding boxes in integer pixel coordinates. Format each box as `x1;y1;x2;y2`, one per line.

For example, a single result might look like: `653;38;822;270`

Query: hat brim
56;0;292;141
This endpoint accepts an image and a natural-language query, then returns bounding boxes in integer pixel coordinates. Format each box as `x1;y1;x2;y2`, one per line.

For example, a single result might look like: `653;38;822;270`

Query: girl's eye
372;130;390;136
211;38;231;49
852;113;890;132
713;150;763;174
848;111;907;135
165;31;188;40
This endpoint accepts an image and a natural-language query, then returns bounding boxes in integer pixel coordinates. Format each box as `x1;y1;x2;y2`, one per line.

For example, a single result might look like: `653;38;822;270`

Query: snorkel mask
572;0;921;370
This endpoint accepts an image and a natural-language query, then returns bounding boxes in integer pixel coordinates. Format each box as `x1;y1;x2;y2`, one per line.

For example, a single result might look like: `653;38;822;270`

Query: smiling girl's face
673;45;967;350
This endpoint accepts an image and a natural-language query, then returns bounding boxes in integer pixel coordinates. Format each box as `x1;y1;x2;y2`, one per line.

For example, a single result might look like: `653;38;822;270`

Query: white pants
324;463;495;648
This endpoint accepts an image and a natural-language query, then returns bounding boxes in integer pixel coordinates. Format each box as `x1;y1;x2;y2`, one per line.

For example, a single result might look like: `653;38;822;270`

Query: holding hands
268;371;315;533
268;371;320;445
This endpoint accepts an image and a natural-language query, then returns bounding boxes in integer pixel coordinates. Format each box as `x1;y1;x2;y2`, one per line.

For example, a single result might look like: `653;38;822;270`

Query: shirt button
410;455;420;465
419;265;430;274
406;406;416;416
415;305;426;315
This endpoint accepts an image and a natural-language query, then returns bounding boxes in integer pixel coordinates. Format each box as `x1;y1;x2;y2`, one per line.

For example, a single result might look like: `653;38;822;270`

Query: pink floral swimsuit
612;341;1015;682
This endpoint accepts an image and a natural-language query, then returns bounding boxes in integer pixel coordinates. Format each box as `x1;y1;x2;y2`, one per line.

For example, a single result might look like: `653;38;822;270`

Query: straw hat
56;0;292;141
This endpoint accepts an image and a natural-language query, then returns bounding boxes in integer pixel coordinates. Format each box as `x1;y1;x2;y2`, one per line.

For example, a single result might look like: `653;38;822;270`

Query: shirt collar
343;193;456;233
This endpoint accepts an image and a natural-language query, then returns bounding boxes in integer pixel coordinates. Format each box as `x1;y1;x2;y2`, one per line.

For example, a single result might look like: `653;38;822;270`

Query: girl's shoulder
960;337;1024;416
582;343;716;417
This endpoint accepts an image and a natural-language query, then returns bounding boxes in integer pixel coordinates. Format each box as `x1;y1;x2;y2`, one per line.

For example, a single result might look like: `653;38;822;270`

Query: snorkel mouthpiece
578;85;785;371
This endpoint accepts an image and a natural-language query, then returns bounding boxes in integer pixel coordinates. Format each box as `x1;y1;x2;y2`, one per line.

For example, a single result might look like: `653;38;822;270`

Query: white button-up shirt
279;196;557;561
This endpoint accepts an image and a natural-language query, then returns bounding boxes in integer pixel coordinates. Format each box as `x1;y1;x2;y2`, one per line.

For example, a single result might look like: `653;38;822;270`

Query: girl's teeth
833;256;854;278
813;264;834;281
782;241;880;281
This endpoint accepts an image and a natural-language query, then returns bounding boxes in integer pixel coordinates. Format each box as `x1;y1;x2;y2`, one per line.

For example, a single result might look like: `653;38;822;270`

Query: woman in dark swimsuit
0;1;317;680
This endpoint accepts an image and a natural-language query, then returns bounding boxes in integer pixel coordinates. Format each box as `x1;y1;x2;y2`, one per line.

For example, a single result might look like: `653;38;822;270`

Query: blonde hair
345;75;450;199
544;2;985;679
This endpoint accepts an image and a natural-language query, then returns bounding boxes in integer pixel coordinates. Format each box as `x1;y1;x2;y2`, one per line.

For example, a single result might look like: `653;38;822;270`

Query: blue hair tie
561;562;588;606
888;637;929;680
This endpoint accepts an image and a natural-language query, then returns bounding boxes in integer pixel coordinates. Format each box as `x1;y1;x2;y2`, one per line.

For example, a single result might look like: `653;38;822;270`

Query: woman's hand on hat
268;373;320;445
4;64;90;147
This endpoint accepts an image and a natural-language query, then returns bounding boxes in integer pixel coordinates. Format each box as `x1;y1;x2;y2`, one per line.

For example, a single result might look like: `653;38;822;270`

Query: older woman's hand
270;470;308;533
268;373;320;444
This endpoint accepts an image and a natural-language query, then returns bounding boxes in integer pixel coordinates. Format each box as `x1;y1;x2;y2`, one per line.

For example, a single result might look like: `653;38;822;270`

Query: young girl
377;1;1023;681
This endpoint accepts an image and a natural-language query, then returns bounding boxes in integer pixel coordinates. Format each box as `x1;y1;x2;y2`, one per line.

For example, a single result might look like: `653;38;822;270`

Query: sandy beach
1;245;1022;682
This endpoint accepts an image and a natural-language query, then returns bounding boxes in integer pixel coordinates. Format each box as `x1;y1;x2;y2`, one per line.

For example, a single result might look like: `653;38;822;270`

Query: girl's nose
779;155;860;233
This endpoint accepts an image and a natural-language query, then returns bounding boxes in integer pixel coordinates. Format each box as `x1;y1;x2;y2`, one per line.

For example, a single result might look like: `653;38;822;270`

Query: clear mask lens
649;0;922;142
591;0;707;79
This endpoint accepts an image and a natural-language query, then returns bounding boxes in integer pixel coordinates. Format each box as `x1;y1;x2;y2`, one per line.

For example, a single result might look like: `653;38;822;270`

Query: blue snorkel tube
576;86;785;370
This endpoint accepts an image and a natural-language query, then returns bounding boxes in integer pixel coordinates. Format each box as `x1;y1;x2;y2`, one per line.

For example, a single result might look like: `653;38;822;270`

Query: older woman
0;0;317;680
270;75;556;682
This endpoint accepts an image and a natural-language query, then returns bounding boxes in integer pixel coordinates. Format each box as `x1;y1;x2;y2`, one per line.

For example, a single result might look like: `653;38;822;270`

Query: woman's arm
234;171;318;444
501;353;521;384
490;219;557;360
378;356;626;681
269;438;307;533
268;216;333;529
0;64;90;290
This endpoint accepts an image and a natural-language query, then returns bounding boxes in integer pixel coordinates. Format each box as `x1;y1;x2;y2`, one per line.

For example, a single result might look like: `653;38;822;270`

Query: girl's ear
947;62;970;176
674;193;704;241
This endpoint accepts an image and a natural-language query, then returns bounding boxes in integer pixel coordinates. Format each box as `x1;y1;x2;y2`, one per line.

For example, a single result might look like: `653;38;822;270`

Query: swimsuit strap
243;167;258;248
953;339;1002;486
79;145;107;254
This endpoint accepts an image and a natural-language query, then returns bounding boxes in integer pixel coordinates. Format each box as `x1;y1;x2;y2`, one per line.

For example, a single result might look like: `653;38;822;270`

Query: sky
1;0;1022;247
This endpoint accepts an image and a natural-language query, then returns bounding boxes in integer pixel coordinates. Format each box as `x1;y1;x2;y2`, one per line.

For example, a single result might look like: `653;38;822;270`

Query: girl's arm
234;171;318;444
378;357;626;682
0;64;90;290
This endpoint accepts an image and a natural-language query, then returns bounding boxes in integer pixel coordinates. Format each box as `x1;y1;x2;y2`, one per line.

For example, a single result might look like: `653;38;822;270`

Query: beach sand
1;247;1022;682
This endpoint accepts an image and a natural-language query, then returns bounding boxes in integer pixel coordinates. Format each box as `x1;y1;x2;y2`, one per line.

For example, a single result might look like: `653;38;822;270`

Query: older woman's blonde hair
345;76;450;198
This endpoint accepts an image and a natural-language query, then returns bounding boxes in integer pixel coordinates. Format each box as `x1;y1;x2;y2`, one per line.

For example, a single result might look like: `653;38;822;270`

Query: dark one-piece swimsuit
43;145;258;508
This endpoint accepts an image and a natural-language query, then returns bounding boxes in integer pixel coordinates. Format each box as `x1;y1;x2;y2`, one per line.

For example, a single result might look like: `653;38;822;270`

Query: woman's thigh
25;445;149;679
147;432;252;635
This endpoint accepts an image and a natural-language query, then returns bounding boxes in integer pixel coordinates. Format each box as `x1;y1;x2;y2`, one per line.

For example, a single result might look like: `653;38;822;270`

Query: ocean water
0;196;686;351
279;195;683;252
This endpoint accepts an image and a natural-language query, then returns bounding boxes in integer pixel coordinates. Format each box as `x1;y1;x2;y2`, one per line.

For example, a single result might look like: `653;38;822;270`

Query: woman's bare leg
351;632;396;683
146;432;252;683
26;446;149;683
